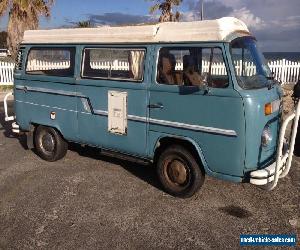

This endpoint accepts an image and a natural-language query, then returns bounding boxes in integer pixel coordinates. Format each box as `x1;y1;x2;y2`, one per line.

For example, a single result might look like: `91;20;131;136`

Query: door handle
148;103;164;109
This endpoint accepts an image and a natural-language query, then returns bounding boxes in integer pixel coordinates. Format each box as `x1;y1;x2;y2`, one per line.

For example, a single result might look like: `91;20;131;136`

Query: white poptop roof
22;17;251;44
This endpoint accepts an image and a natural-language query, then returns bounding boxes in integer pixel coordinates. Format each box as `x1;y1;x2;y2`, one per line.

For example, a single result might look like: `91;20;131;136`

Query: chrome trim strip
94;109;108;116
15;85;83;97
81;98;91;113
149;118;237;136
127;114;148;122
15;100;237;136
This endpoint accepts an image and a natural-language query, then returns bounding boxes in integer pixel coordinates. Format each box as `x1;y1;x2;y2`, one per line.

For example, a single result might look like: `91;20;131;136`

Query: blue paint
13;39;283;185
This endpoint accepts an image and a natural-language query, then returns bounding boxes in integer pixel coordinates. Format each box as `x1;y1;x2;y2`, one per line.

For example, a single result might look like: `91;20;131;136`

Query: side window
157;48;186;85
83;48;110;78
202;48;229;88
82;48;145;82
157;47;229;88
26;47;75;77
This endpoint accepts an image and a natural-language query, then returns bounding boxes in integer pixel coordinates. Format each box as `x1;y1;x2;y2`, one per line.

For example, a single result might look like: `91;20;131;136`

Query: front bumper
249;153;288;186
249;101;300;190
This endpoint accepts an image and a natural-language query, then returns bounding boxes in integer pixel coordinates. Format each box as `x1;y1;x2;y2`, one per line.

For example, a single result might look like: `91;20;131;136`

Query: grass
0;85;13;92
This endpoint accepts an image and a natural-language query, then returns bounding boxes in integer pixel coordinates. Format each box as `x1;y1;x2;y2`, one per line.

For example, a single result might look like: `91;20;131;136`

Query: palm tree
148;0;182;22
0;31;8;48
77;20;92;28
0;0;54;57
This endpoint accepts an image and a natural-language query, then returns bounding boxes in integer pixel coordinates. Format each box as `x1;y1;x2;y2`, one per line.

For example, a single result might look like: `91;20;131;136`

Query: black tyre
34;125;68;162
157;145;205;198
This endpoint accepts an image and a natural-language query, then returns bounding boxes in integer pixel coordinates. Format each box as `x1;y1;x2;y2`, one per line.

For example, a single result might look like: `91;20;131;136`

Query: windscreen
230;37;272;89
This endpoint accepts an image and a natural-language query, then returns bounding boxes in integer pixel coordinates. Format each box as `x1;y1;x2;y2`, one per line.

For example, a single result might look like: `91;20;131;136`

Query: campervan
4;17;300;197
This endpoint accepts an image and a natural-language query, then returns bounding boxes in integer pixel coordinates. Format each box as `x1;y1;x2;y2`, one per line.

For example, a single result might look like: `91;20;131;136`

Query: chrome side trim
15;85;82;97
81;98;91;113
127;114;148;123
15;100;237;136
94;109;108;116
149;118;237;136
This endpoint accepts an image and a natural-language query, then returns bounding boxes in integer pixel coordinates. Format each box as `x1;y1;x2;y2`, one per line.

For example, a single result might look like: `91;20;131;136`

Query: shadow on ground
68;143;162;191
0;100;162;192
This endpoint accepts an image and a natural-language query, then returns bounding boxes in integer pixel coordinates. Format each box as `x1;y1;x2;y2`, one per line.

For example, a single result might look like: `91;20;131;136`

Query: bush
0;85;13;92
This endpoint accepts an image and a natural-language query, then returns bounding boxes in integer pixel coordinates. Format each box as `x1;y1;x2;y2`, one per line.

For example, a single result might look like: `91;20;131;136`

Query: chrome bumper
3;92;20;134
250;101;300;190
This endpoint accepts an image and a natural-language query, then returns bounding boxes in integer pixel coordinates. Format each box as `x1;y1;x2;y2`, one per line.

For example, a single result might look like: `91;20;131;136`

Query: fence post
281;59;287;84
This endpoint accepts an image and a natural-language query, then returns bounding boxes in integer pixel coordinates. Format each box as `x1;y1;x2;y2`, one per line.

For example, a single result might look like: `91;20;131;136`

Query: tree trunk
159;11;173;22
7;11;37;58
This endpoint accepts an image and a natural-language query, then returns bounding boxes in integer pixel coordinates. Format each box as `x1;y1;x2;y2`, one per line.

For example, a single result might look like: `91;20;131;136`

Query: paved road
0;98;299;249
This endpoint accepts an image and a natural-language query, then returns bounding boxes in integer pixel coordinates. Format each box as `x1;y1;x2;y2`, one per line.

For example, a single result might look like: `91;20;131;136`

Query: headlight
261;125;272;147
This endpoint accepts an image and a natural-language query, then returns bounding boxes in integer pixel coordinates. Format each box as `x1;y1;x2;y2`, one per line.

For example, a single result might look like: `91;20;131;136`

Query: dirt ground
0;92;299;249
282;84;295;115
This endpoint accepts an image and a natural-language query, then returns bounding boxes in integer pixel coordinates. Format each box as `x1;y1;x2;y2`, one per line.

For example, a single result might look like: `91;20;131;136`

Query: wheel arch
153;136;208;172
31;122;63;134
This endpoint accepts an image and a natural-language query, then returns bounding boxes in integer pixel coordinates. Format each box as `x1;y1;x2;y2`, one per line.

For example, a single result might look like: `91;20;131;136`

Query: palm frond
0;0;10;16
149;3;161;14
171;0;182;6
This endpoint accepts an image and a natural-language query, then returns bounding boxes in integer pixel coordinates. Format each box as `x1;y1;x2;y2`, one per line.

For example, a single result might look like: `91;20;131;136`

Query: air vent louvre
15;48;25;70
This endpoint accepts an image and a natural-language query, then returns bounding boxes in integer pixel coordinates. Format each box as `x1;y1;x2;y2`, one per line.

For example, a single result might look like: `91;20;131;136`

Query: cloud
186;0;233;20
63;1;300;52
229;7;265;29
64;12;157;28
184;0;300;51
87;12;155;26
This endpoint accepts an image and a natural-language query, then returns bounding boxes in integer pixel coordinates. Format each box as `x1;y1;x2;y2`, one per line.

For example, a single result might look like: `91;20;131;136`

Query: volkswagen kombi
4;17;300;198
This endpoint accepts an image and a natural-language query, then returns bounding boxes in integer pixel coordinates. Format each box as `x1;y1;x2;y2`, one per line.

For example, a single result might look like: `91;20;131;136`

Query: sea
263;52;300;62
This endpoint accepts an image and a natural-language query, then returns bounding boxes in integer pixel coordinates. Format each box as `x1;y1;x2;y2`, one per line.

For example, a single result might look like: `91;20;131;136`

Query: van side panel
148;44;246;178
15;80;78;141
75;45;151;157
75;84;149;157
148;90;246;177
14;45;78;141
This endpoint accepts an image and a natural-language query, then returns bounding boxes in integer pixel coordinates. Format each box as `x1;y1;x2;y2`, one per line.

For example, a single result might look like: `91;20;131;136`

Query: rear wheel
157;145;205;198
34;125;68;162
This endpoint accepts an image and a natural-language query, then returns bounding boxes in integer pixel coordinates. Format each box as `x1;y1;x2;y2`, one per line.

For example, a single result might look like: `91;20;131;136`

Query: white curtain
129;50;145;80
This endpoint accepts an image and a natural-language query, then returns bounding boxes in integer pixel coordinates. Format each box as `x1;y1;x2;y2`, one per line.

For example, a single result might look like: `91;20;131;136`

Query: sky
0;0;299;52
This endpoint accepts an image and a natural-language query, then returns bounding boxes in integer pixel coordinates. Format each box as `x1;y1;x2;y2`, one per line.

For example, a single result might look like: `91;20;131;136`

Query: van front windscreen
230;37;273;89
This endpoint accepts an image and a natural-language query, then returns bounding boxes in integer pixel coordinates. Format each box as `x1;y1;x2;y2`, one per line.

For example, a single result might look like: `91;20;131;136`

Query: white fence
26;59;70;71
0;61;14;85
1;59;300;85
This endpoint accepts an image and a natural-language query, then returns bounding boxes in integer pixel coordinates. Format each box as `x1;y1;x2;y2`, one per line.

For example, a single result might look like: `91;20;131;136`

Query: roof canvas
22;17;251;44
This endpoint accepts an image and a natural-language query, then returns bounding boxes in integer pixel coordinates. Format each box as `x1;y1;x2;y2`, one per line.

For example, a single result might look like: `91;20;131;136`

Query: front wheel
157;145;205;198
34;125;68;162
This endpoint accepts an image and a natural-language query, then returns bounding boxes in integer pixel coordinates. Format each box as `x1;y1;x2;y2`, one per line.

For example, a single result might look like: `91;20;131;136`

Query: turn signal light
264;99;281;116
265;103;272;115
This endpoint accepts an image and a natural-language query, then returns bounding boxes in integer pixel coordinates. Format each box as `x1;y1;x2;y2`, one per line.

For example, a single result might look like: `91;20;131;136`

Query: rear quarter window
25;47;75;77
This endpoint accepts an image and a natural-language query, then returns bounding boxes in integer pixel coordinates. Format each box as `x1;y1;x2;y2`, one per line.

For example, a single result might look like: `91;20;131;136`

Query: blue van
4;17;300;198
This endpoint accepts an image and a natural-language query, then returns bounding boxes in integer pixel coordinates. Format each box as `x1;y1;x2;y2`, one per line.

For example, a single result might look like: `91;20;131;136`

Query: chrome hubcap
41;133;55;152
